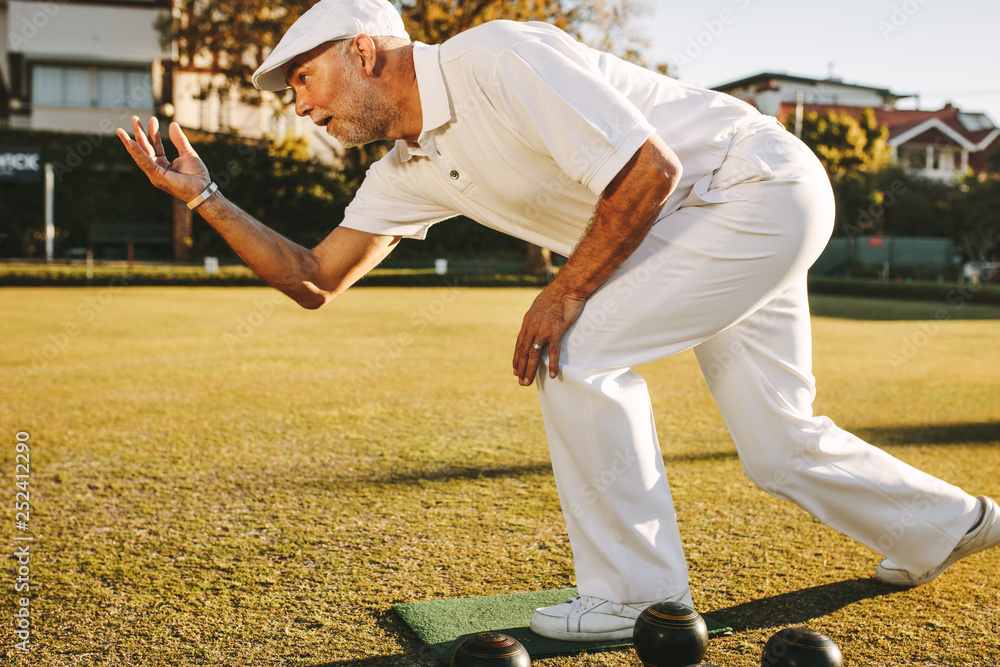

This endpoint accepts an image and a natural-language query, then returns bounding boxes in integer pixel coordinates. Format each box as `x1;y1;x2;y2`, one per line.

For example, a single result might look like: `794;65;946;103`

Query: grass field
2;286;999;666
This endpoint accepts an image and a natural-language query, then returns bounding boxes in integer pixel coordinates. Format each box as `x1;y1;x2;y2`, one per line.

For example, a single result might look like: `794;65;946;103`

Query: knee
738;441;815;500
744;460;797;499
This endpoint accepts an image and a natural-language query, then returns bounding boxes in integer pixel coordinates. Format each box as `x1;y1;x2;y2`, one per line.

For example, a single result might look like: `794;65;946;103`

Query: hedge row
807;276;1000;305
0;128;530;263
0;262;547;288
3;263;998;301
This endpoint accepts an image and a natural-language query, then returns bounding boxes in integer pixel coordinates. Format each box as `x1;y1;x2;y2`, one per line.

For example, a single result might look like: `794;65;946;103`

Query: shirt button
450;170;460;180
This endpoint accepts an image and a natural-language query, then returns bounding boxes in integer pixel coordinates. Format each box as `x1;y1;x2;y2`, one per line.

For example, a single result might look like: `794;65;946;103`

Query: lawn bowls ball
760;627;843;667
632;601;709;667
450;632;531;667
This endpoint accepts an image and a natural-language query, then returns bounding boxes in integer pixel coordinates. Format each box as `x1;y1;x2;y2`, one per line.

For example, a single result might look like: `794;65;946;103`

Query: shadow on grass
302;462;556;490
663;449;738;464
857;422;1000;446
306;421;999;492
708;577;901;632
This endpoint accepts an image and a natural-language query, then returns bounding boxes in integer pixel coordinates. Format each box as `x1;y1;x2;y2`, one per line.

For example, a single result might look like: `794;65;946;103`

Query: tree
158;0;649;107
793;108;891;179
786;108;893;238
950;149;1000;264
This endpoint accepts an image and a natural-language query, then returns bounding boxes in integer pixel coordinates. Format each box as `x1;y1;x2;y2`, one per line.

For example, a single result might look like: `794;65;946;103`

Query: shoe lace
568;595;604;612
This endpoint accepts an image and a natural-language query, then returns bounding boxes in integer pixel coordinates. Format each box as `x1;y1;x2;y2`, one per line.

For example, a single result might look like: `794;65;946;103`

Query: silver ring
531;342;544;350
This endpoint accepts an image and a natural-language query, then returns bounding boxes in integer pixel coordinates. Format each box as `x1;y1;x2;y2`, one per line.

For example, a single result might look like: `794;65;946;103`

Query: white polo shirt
339;20;761;257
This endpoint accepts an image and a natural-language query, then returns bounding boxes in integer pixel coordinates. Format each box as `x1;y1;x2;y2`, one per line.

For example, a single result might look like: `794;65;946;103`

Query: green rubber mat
393;588;732;663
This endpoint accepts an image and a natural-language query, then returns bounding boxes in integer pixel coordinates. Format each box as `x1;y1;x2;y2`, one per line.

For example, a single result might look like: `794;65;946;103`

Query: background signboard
0;147;42;182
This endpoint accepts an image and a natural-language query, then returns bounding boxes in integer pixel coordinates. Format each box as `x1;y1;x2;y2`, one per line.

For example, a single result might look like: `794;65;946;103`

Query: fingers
512;328;546;387
546;339;560;381
117;118;155;172
148;116;166;158
131;116;156;156
521;344;543;387
512;289;586;386
512;321;527;377
169;121;198;156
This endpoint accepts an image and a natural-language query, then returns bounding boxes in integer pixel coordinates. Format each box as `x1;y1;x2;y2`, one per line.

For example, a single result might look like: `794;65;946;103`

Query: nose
294;91;313;118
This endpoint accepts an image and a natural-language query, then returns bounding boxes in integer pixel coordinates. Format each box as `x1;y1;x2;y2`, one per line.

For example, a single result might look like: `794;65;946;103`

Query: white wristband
186;182;219;210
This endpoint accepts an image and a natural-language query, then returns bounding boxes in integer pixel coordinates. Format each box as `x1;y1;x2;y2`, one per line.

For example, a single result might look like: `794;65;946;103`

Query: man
118;0;999;643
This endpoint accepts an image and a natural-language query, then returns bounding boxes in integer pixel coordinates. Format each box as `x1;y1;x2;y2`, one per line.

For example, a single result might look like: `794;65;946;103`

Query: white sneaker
529;590;694;642
876;495;1000;586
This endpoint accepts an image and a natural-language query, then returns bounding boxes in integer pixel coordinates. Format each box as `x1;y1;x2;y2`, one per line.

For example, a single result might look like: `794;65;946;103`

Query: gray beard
330;66;403;147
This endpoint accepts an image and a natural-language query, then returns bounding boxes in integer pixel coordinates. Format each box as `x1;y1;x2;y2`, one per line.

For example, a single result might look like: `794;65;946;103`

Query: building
1;0;335;160
715;72;1000;181
1;0;172;132
714;71;911;117
0;0;348;262
781;103;999;182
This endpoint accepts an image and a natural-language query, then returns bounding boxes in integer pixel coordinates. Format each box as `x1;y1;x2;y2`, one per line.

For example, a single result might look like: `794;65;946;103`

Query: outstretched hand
116;116;211;204
512;284;586;387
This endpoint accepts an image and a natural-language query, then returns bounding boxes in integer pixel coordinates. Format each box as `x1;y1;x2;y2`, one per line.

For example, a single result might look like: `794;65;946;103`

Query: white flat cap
252;0;409;91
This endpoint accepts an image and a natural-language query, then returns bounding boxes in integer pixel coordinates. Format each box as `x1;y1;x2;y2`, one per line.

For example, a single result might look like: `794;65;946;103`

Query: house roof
714;72;912;102
778;102;1000;152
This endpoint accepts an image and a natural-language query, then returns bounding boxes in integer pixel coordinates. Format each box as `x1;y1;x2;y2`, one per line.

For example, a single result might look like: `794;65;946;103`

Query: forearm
554;136;681;300
195;192;327;307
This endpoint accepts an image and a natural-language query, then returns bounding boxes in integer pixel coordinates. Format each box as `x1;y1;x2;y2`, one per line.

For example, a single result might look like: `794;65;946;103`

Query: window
958;113;995;132
32;66;91;106
31;64;153;109
932;149;957;172
898;146;927;170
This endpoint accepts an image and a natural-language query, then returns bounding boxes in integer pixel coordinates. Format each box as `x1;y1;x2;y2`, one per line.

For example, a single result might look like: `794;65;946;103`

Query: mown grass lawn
2;287;998;666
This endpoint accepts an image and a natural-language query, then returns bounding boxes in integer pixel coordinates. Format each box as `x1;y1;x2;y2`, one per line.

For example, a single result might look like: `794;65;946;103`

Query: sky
642;0;1000;122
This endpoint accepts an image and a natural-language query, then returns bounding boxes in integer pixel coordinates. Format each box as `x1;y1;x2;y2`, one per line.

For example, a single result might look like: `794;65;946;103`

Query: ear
354;34;378;76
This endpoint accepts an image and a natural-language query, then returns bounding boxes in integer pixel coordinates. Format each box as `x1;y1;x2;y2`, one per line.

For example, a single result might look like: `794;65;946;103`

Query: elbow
289;252;340;309
657;147;683;203
643;134;681;204
296;294;328;310
280;273;337;310
293;284;335;310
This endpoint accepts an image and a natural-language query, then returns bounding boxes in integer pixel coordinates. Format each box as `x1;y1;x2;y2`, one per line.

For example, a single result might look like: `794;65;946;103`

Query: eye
299;73;309;84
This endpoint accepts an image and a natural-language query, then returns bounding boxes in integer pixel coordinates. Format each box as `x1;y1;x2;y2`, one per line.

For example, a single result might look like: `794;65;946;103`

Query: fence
811;236;960;280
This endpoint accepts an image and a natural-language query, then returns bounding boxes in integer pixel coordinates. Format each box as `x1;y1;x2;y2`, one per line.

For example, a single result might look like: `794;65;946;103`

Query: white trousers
536;118;978;605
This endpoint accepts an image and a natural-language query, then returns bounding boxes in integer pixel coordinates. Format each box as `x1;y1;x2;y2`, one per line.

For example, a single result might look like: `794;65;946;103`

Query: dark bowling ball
760;627;843;667
450;632;531;667
632;601;709;667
